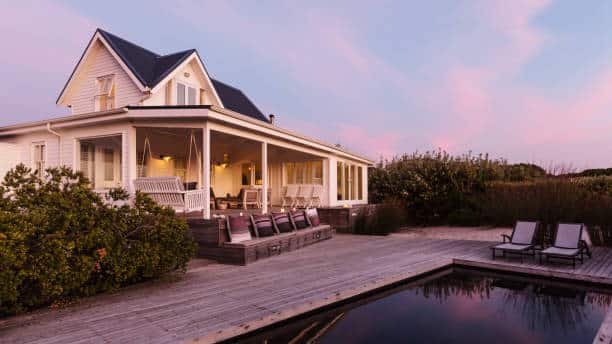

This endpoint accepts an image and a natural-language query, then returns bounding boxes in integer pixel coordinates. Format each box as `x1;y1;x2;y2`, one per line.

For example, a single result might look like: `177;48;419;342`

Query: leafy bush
0;165;196;316
369;151;503;225
353;198;405;235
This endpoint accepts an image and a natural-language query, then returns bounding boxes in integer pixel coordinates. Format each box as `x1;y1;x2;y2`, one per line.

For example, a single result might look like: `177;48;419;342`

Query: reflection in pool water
232;268;611;344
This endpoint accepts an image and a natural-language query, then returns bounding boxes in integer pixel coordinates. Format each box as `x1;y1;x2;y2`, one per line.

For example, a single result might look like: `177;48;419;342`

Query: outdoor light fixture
217;153;230;168
160;155;172;162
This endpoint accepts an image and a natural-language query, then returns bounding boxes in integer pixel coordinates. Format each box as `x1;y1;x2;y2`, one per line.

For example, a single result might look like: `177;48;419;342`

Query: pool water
234;268;612;344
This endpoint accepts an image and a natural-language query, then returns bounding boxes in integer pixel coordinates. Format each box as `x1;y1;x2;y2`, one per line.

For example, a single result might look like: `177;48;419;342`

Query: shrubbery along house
0;29;372;218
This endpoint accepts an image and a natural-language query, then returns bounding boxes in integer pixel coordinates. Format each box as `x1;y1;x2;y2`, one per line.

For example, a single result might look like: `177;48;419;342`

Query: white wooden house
0;29;372;218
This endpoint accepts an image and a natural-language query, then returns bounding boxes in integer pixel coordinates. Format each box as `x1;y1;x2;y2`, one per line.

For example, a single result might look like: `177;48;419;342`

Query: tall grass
481;177;612;246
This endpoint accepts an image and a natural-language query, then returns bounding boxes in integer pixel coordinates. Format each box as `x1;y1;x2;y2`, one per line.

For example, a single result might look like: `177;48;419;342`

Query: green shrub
353;198;405;235
0;164;196;316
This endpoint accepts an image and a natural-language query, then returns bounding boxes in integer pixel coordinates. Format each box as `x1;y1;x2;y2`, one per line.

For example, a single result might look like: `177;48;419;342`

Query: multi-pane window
33;143;45;178
95;75;115;111
103;149;114;182
337;162;364;201
177;82;197;105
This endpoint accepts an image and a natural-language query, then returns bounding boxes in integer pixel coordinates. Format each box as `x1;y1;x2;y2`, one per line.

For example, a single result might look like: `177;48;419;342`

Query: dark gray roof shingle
94;29;268;122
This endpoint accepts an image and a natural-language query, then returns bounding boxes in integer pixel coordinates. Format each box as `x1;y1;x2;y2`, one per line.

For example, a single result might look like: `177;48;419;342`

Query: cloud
0;0;96;122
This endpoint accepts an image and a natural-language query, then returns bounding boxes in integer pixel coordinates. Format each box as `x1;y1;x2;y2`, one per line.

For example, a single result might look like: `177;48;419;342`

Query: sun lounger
490;221;538;262
538;223;592;268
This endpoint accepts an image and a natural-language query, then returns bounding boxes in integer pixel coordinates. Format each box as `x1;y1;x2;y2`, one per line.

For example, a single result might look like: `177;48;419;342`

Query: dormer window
176;82;197;105
95;75;115;111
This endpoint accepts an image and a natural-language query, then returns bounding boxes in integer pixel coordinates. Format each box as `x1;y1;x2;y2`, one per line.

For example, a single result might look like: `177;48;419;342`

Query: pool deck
1;234;611;344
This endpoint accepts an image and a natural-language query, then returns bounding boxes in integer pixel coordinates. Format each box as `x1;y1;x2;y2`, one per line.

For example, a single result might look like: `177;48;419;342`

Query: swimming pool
233;268;612;344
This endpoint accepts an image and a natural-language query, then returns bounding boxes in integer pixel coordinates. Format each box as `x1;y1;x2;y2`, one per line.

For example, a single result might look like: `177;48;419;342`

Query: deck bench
194;218;334;265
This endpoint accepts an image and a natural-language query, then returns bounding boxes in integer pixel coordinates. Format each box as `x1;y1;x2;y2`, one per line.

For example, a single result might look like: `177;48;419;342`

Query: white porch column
123;127;137;194
362;164;368;203
328;157;338;207
261;141;268;214
202;123;211;219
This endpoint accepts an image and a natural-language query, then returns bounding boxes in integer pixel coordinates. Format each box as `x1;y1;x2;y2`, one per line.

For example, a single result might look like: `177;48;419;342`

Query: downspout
46;122;62;167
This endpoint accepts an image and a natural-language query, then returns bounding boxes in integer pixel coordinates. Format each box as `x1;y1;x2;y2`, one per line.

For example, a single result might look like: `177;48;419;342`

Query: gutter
46;123;62;166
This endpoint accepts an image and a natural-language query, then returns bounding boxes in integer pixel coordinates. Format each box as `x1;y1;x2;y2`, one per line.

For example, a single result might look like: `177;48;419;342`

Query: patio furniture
295;184;313;208
133;176;207;215
490;221;538;262
242;188;260;209
309;185;323;207
282;185;299;208
257;188;272;209
538;223;592;268
214;213;334;265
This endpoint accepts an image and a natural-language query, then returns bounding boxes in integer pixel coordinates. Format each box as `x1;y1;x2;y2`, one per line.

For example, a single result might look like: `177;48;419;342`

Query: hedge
0;164;196;316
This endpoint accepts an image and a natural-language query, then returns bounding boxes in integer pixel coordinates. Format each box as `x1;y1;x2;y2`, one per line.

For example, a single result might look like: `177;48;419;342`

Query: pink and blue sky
1;0;612;168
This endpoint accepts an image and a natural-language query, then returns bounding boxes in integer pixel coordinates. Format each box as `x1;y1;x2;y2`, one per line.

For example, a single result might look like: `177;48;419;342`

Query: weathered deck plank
0;234;610;344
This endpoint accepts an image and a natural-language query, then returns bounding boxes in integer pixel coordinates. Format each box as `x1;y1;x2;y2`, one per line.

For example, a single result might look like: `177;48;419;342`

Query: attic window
95;75;115;111
176;82;197;105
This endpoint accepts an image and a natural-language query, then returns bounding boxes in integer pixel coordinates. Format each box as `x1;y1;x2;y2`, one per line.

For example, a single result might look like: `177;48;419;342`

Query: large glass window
350;165;356;200
177;82;197;105
79;136;122;189
337;162;363;201
255;163;262;185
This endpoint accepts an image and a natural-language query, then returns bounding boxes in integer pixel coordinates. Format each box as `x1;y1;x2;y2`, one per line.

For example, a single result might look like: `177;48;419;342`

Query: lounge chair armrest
501;234;512;243
579;240;592;258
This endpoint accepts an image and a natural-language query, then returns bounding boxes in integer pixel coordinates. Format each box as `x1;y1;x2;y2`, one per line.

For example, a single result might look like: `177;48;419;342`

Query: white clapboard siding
67;41;143;115
0;142;22;179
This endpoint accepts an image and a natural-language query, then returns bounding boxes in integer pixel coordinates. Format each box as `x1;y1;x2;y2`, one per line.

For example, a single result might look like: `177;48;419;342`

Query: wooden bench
193;219;334;265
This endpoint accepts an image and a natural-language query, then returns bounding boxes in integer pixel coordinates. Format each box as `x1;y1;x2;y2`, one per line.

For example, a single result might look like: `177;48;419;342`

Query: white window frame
175;80;198;105
94;74;115;111
31;142;46;178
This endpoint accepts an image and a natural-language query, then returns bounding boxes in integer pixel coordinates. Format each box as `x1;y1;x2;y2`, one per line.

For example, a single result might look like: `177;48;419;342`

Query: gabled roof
97;29;194;88
58;28;270;123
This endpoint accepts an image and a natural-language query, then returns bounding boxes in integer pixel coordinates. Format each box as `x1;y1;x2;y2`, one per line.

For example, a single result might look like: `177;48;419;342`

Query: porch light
160;155;172;162
217;153;230;168
280;208;285;213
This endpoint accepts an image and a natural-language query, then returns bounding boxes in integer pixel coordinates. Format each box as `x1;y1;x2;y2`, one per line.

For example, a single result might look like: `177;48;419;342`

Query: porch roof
0;105;374;165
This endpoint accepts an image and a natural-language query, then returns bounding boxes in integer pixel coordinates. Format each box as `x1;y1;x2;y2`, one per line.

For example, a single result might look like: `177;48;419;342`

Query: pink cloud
0;0;95;121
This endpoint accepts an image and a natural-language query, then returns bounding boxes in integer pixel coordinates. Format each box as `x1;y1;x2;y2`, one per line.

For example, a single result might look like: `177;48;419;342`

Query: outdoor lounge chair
490;221;538;262
295;185;313;208
538;223;592;268
282;185;299;208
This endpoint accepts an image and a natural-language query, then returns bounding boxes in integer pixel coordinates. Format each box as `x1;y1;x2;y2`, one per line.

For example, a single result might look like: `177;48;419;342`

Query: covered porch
132;125;330;218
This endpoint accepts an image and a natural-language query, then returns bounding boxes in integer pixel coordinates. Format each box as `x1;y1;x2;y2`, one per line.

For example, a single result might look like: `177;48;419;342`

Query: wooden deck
1;234;611;344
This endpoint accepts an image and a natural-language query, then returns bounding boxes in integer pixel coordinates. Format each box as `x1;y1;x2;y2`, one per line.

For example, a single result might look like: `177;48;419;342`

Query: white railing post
262;141;268;214
202;123;211;219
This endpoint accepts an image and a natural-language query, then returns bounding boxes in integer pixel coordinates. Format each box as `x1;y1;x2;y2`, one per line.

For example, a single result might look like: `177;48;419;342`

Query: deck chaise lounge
538;223;592;268
490;221;538;262
209;208;333;265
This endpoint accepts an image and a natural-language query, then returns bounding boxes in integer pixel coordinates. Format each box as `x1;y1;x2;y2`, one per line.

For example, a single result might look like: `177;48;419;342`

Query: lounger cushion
555;224;582;249
540;247;580;257
252;214;276;237
493;243;532;251
306;208;321;227
272;212;294;233
227;215;253;243
511;221;537;245
291;210;309;230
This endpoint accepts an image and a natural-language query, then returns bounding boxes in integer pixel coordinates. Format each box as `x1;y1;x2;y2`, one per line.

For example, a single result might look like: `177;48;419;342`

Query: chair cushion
541;247;580;257
291;210;309;230
227;215;253;243
272;212;294;233
555;223;582;249
511;221;537;245
252;214;276;237
306;208;321;227
493;243;532;251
